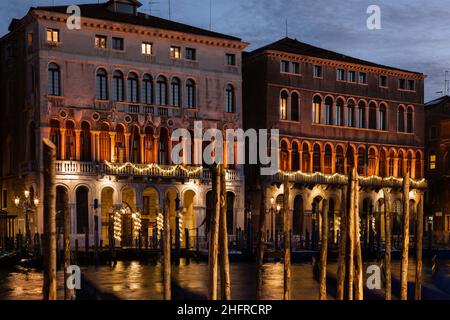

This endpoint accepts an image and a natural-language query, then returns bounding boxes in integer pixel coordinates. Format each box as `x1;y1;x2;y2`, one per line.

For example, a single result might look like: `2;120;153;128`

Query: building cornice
32;10;249;50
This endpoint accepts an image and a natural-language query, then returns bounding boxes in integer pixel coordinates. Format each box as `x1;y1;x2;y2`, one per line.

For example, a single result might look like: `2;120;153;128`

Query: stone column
331;150;336;174
394;157;399;177
299;151;303;172
90;131;98;162
75;129;81;161
109;132;116;163
60;128;66;160
96;132;100;162
153;135;159;164
411;158;416;179
309;151;313;173
288;149;292;171
140;134;145;164
124;133;131;163
320;151;325;173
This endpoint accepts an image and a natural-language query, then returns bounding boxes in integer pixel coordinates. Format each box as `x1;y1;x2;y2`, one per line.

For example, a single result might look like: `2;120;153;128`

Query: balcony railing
55;161;241;181
270;171;427;190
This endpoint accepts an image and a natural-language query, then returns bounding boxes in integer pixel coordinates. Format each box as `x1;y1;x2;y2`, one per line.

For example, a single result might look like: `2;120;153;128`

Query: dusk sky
1;0;450;102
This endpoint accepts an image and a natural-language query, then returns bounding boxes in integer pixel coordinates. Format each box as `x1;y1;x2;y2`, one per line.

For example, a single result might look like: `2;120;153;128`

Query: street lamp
275;204;281;250
14;189;39;254
270;197;275;243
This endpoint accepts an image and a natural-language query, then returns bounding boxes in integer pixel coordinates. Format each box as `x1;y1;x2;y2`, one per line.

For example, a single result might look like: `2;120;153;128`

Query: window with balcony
48;63;61;96
186;79;196;108
359;72;367;84
337;69;345;81
348;71;356;83
113;70;125;101
142;74;153;105
96;68;108;100
171;77;181;107
127;72;139;103
379;75;388;87
313;65;323;78
225;84;235;113
280;91;288;120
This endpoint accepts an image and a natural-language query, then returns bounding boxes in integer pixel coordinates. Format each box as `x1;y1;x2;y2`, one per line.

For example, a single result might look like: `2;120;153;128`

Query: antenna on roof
209;0;212;30
143;0;160;16
445;70;450;96
285;18;288;37
168;0;171;20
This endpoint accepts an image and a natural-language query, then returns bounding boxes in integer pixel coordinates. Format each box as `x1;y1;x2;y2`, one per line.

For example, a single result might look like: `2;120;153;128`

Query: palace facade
424;96;450;244
243;38;427;247
0;0;247;247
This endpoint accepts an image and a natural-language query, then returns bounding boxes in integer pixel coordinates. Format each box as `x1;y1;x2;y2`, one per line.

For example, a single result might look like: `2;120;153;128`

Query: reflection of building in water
0;0;247;247
243;38;426;248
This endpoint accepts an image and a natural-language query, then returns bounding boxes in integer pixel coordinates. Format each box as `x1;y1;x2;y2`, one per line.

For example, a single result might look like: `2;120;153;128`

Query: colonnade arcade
279;139;424;179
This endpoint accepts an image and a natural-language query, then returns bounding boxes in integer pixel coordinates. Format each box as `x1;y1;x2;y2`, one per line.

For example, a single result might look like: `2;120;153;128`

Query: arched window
127;72;139;103
159;128;169;164
369;102;377;129
48;63;61;96
406;152;413;176
368;148;376;176
379;149;387;177
50;119;61;160
291;141;300;171
186;79;196;108
80;121;91;161
280;91;288;120
312;95;322;124
347;99;356;127
324;144;332;174
29;122;36;161
280;140;289;171
357;147;365;176
358;101;366;128
324;97;333;125
389;150;395;176
415;151;422;178
225;84;235;113
144;126;154;164
313;144;321;172
398;106;405;132
142;74;153;105
346;146;355;174
379;103;387;130
291;92;299;121
115;124;125;163
336;98;344;126
336;145;345;174
96;68;108;100
406;106;414;133
99;123;111;162
130;125;141;163
398;150;405;177
76;187;89;234
302;143;311;173
156;76;167;105
65;121;76;160
113;70;125;101
171;77;181;107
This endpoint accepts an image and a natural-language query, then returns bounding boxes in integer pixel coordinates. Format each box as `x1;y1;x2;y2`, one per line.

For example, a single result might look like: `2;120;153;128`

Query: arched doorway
56;186;69;234
183;190;196;246
76;186;89;235
101;187;114;245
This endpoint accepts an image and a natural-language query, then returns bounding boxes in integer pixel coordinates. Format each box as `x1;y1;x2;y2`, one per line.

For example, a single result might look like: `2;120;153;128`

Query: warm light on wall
104;161;203;175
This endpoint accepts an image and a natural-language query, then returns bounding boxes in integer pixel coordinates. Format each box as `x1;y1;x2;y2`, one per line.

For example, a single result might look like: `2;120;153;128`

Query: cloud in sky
1;0;450;101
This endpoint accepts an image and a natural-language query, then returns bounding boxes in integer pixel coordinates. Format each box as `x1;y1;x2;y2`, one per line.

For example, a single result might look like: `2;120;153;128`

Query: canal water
0;259;448;300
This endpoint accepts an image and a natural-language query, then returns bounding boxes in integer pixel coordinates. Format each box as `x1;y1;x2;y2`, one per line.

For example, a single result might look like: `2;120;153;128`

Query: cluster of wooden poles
41;137;423;301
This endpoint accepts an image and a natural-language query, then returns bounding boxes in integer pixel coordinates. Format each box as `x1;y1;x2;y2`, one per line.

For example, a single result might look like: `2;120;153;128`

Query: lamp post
275;204;281;250
311;202;317;250
270;197;275;243
14;190;39;254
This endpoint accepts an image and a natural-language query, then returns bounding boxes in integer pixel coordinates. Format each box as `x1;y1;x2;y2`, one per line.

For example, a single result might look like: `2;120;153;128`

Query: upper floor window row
336;69;367;84
280;60;301;74
399;78;416;91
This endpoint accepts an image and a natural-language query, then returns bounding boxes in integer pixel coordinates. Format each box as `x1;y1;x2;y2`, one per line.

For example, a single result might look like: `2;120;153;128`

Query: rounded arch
292;195;304;236
75;185;90;234
312;143;322;173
